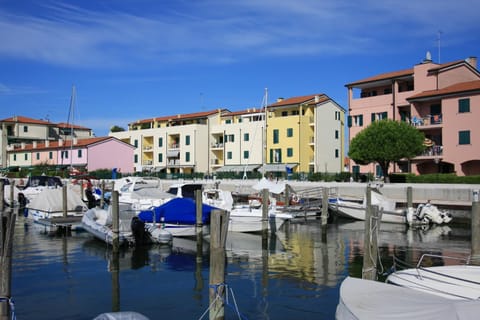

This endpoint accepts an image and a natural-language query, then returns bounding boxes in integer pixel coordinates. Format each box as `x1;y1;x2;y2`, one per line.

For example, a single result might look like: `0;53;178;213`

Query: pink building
346;54;480;177
9;137;135;173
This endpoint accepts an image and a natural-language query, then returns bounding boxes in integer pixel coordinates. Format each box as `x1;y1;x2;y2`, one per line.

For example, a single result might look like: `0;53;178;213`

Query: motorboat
329;189;452;225
137;197;218;237
21;175;64;201
386;254;480;300
81;205;172;246
228;204;293;233
25;185;88;228
202;187;234;211
336;276;480;320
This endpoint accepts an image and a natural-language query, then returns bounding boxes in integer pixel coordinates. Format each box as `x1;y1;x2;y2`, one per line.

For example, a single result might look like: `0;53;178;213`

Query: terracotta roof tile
408;80;480;100
345;68;413;87
0;116;54;125
56;122;91;130
12;137;113;151
130;109;226;125
269;94;328;107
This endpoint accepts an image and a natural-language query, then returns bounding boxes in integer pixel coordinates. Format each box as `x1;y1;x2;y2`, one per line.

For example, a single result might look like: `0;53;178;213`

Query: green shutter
359;115;363;126
459;99;470;113
347;116;352;127
459;130;470;145
371;113;376;122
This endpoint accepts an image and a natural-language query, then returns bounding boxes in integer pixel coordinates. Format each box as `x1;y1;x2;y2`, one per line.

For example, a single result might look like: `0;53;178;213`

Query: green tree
348;119;425;182
110;125;126;132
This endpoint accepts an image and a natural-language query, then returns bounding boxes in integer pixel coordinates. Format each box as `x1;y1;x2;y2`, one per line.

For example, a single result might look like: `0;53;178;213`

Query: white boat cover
27;186;87;212
93;311;150;320
252;177;285;194
336;276;480;320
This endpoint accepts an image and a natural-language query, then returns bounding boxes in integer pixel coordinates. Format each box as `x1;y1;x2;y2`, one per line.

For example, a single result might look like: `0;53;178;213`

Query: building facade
346;54;480;176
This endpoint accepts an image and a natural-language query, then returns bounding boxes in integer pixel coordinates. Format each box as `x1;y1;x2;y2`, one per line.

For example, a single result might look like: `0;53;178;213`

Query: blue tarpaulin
138;197;218;225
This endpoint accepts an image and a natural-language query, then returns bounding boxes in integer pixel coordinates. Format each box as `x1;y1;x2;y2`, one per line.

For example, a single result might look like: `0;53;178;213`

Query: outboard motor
131;216;149;246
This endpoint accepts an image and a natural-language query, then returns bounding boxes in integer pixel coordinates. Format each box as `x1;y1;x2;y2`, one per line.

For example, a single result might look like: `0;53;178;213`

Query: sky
0;0;479;137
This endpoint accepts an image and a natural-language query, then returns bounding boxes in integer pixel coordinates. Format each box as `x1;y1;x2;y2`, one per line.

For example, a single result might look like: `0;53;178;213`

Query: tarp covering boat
137;197;218;225
27;186;87;212
336;276;480;320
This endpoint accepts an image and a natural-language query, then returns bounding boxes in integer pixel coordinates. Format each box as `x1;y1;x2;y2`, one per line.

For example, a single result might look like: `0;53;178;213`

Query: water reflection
10;215;473;320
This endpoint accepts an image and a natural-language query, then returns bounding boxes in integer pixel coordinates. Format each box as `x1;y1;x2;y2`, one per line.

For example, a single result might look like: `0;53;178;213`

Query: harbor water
9;213;472;320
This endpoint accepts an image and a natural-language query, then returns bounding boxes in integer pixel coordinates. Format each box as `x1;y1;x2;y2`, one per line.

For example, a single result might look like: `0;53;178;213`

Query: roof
268;94;328;107
408;80;480;101
10;136;132;152
56;122;91;130
131;109;227;125
345;68;414;87
223;108;265;117
0;116;54;125
346;59;479;88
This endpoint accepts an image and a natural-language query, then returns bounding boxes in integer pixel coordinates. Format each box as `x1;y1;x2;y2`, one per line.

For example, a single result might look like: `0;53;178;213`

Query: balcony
414;145;443;161
411;114;443;127
142;160;153;166
211;143;224;149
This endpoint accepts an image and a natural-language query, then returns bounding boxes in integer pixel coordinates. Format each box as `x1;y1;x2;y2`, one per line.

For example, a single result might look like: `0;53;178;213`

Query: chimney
315;95;320;103
45;140;49;147
59;139;63;147
277;97;284;102
73;137;78;145
466;56;477;69
21;142;25;149
33;141;37;148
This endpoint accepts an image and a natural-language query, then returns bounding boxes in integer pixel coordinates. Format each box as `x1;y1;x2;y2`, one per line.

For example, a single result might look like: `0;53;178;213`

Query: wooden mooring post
0;180;4;210
209;209;229;320
195;189;204;291
321;187;329;242
362;186;382;280
406;186;413;209
0;209;16;320
9;181;14;208
111;191;120;251
471;189;480;263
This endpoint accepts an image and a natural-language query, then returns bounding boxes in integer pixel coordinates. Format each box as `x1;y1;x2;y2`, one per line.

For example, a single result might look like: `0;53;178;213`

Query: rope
198;283;249;320
0;296;16;320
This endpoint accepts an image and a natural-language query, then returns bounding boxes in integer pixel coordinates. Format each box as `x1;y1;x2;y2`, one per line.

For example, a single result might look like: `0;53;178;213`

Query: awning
260;163;298;172
167;150;180;157
215;164;260;172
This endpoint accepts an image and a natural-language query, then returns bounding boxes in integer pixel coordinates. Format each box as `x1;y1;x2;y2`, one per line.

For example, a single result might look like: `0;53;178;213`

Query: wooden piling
471;189;480;262
209;209;229;320
407;186;413;209
321;187;329;226
62;185;68;218
0;209;16;319
195;189;203;230
0;180;4;210
284;184;290;208
362;203;381;281
111;191;120;250
100;180;105;209
9;180;14;208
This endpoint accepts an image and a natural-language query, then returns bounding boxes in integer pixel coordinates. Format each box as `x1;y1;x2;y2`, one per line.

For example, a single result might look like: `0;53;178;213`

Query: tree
348;119;425;182
110;125;126;132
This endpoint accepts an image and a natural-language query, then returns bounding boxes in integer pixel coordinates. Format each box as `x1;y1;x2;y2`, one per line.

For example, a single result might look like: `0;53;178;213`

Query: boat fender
291;194;299;204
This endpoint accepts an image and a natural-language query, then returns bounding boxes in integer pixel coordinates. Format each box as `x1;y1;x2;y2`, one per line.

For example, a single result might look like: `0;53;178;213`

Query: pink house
346;54;480;177
10;137;135;173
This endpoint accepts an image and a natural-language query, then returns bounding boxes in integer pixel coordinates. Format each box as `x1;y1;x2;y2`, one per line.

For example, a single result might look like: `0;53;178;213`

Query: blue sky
0;0;479;137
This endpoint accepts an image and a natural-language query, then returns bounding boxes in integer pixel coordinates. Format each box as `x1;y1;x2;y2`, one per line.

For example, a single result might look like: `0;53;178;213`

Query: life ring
291;194;299;204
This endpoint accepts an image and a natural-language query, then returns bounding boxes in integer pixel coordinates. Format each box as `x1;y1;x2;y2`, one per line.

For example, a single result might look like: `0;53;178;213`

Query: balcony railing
142;160;153;165
411;114;443;127
420;145;443;157
169;143;179;149
211;143;224;148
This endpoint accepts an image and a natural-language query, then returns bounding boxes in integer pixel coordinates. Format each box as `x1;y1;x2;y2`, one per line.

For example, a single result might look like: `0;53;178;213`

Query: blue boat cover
137;197;218;224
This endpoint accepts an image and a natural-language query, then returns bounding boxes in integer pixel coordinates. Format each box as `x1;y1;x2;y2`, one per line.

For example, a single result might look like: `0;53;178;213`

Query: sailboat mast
68;85;76;170
263;88;268;175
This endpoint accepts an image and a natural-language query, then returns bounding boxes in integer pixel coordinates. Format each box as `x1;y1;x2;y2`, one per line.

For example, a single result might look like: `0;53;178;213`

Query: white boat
113;176;174;211
386;254;480;300
81;205;172;246
228;204;293;233
329;189;452;225
25;185;88;228
21;175;64;202
336;276;480;320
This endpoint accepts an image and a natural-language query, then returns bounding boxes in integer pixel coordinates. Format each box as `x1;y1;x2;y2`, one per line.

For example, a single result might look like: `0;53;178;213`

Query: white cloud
0;0;477;68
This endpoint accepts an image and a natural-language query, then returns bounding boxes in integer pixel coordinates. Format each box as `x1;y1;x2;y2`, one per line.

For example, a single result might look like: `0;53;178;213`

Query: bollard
100;180;105;209
284;184;290;208
62;185;68;218
195;189;203;230
407;186;413;209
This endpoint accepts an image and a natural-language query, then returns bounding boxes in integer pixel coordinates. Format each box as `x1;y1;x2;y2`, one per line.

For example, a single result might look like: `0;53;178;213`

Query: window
185;135;190;146
335;111;341;120
335;130;339;139
244;133;249;142
371;112;388;122
78;150;82;158
335;149;339;158
459;99;470;113
348;115;364;127
134;154;138;163
225;134;234;143
23;126;28;133
281;111;288;117
227;152;232;160
287;148;293;157
291;110;299;116
36;153;40;160
158;153;163;162
158;137;163;147
24;154;28;161
225;119;232;124
286;128;293;137
459;130;470;145
273;129;279;144
270;149;282;163
243;150;249;159
61;151;68;159
13;154;16;161
134;139;138;148
49;151;53;159
185;152;190;162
